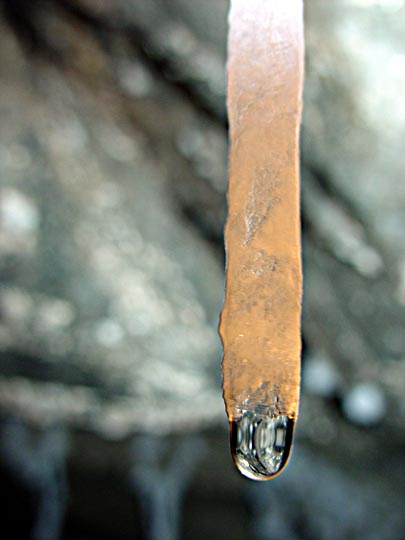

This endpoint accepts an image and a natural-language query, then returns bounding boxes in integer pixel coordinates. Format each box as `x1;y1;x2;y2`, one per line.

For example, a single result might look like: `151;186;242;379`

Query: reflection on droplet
230;412;294;481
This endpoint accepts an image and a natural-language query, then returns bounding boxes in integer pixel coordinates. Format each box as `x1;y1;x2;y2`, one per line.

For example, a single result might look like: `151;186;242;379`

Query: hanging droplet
230;412;295;480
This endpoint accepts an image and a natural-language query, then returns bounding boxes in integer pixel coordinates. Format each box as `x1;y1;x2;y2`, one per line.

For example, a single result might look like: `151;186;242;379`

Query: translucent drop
230;412;294;480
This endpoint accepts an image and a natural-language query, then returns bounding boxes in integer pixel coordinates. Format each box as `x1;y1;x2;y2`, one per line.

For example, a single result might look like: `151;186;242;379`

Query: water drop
230;412;294;480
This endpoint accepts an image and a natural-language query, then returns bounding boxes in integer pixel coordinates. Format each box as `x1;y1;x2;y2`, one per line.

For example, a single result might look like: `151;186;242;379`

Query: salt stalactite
219;0;304;480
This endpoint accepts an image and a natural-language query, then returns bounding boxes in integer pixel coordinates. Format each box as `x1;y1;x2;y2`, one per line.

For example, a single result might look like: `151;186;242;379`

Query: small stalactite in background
0;416;69;540
130;434;206;540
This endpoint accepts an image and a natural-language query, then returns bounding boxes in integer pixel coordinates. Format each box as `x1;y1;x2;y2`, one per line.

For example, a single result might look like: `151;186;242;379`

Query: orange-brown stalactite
219;0;304;480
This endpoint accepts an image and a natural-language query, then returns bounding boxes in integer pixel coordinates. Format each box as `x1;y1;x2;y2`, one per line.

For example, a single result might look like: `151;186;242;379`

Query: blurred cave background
0;0;404;539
